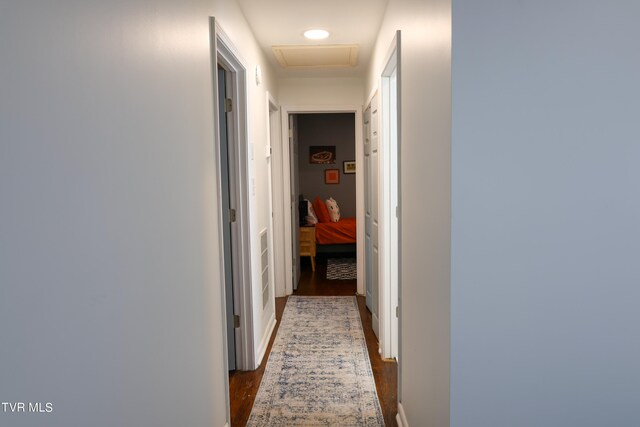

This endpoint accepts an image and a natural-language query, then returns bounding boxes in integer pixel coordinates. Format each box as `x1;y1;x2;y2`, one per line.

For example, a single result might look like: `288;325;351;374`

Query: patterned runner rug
247;296;384;426
326;257;357;280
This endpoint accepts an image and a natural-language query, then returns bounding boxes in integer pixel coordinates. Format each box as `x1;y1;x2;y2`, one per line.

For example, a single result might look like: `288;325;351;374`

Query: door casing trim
279;105;364;296
210;18;256;378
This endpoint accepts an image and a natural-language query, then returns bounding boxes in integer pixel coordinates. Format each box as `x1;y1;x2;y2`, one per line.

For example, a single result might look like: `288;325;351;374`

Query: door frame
266;92;284;299
279;105;365;296
210;18;256;375
379;31;401;360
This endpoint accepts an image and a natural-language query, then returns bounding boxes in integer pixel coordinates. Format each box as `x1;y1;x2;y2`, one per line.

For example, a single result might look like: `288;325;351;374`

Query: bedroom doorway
295;113;357;286
280;106;365;296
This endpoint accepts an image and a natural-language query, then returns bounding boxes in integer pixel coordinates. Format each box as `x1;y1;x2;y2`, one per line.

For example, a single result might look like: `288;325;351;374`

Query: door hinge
225;98;233;113
233;314;240;328
396;306;399;318
230;208;236;223
288;128;293;138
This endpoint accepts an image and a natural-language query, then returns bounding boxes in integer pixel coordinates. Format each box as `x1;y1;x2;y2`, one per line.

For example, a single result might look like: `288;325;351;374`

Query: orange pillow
313;197;331;223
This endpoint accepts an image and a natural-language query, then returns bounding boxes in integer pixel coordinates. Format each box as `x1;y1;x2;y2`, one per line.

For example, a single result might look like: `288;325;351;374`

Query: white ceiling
236;0;389;78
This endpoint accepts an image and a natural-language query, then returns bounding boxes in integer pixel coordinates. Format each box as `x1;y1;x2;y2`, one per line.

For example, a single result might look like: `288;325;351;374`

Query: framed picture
343;160;356;174
325;169;340;184
309;146;336;164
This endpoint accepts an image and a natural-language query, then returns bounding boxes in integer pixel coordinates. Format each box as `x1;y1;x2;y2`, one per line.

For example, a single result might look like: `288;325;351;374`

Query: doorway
210;18;256;376
279;106;365;296
291;113;358;287
217;64;237;370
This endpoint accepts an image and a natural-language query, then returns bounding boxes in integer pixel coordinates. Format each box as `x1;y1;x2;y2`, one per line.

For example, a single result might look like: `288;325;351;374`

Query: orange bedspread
315;218;357;245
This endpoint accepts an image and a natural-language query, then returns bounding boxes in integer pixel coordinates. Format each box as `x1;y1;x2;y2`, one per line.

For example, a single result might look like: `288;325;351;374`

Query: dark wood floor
228;256;398;426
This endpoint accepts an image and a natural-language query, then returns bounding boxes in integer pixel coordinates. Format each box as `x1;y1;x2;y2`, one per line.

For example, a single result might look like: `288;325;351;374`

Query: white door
365;107;372;310
365;96;380;338
289;115;300;289
218;65;236;370
267;96;281;300
381;31;401;359
388;66;399;357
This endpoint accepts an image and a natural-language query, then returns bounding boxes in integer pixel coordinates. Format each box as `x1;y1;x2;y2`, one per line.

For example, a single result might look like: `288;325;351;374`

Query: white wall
451;1;640;426
210;0;280;368
278;77;364;106
366;0;452;425
0;0;276;425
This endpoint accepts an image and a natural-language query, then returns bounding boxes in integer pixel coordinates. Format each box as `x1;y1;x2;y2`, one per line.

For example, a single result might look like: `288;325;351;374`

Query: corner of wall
396;402;409;427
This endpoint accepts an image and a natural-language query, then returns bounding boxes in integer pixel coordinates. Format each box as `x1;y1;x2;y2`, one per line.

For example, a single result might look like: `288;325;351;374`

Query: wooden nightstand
299;226;316;272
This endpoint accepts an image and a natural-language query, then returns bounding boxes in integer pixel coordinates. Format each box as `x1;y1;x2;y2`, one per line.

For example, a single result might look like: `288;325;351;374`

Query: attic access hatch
272;44;358;69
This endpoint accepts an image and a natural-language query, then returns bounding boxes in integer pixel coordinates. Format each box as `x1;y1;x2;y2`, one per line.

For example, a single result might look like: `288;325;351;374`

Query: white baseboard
396;402;409;427
255;314;277;367
223;423;229;427
372;312;380;338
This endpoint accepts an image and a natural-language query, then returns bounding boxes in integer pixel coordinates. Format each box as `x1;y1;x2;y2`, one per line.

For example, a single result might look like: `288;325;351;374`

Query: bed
315;217;357;245
301;196;357;255
315;217;357;255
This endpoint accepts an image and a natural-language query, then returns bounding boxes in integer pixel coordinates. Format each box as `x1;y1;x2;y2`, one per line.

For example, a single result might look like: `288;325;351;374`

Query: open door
289;115;300;289
365;95;380;338
218;65;237;371
364;106;372;310
380;31;401;359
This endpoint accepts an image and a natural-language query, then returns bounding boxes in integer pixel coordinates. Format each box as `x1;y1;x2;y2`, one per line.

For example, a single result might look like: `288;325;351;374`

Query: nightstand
299;226;316;272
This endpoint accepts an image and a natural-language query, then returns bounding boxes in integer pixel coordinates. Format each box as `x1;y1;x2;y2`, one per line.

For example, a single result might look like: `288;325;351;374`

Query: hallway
4;1;638;426
229;257;398;426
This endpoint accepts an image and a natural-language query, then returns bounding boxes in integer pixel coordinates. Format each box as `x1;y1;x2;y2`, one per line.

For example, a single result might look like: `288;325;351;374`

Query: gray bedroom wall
451;1;640;426
297;113;357;217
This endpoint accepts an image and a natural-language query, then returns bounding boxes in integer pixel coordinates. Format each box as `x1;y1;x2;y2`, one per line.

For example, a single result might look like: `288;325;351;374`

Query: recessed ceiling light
304;29;330;40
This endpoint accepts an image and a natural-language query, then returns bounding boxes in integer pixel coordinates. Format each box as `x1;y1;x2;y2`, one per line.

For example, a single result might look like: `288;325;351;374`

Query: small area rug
247;296;384;426
326;257;357;280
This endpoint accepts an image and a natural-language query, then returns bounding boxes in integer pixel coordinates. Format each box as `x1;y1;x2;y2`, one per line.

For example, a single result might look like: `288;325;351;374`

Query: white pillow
325;197;341;223
305;200;318;225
